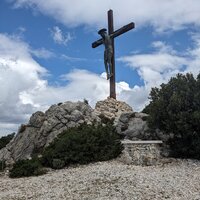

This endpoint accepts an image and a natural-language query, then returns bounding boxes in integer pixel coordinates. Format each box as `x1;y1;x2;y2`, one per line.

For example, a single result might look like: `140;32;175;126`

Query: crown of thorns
98;28;107;34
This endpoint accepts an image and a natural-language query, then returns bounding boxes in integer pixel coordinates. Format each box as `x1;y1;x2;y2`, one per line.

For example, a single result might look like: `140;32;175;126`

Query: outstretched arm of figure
92;38;103;48
92;22;134;48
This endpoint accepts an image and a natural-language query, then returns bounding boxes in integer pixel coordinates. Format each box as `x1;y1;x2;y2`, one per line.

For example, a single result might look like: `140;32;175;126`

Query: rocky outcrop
0;98;169;164
0;101;100;164
95;98;170;156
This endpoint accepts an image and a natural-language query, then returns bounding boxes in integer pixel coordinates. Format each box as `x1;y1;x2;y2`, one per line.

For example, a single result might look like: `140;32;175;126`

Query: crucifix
92;9;135;99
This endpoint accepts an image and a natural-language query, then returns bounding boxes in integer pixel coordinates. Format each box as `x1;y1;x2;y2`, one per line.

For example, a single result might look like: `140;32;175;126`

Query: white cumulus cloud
10;0;200;32
119;38;200;112
1;31;200;136
119;41;188;86
50;26;73;45
30;48;55;59
0;33;135;135
0;34;48;134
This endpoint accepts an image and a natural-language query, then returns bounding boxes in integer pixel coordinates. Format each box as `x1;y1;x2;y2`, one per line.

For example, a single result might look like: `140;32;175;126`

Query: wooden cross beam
92;9;135;99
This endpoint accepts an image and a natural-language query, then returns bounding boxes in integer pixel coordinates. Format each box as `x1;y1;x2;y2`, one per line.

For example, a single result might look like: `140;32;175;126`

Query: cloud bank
1;31;200;135
0;34;133;135
11;0;200;32
118;36;200;112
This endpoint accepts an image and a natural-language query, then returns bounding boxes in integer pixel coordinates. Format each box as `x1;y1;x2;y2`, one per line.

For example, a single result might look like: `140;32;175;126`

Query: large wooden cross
92;9;135;99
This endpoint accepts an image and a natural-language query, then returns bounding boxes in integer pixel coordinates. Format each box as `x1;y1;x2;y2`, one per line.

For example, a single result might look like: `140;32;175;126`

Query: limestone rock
115;111;170;157
28;111;45;128
116;112;156;140
95;97;133;121
0;101;100;164
0;98;169;164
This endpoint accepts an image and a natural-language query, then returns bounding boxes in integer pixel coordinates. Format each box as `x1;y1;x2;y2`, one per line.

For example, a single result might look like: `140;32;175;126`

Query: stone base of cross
92;10;135;99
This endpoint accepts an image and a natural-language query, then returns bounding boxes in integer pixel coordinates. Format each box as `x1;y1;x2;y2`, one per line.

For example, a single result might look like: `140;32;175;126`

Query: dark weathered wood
110;22;135;38
91;22;135;48
108;10;116;99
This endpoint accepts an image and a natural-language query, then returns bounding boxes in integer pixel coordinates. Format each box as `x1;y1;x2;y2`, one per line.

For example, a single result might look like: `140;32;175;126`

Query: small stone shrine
119;140;163;166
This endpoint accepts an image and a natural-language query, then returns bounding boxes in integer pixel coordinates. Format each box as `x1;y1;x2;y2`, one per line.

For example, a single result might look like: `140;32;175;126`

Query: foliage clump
143;73;200;159
42;123;123;169
0;133;15;150
83;98;89;105
0;160;6;171
9;159;46;178
8;119;122;177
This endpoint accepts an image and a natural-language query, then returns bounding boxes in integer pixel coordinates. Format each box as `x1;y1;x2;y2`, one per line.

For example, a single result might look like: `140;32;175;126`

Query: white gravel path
0;158;200;200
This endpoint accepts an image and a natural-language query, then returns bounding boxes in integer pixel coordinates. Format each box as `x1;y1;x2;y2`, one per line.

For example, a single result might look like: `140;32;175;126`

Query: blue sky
0;0;200;135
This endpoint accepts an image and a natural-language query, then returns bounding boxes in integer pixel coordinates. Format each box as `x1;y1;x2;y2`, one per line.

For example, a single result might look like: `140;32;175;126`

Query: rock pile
95;97;133;120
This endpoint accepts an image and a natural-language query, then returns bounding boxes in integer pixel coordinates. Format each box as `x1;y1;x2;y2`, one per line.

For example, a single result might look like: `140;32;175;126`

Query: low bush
42;123;123;169
0;133;15;150
143;73;200;159
0;160;6;171
169;132;200;159
9;158;46;178
83;98;89;105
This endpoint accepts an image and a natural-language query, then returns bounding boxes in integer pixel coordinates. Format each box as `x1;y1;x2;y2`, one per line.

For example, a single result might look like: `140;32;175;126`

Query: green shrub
143;73;200;159
52;159;65;169
99;113;114;125
141;116;148;121
0;133;15;150
42;123;123;169
9;158;46;178
83;98;89;105
0;160;6;171
169;131;200;159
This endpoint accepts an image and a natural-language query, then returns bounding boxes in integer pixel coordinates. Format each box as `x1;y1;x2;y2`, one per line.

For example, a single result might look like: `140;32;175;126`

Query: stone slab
121;140;163;144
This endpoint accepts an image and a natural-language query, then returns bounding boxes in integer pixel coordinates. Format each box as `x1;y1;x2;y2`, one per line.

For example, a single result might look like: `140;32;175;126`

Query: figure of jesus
98;28;113;80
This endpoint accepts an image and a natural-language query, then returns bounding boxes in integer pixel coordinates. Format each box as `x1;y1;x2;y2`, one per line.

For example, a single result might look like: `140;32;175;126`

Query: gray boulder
116;112;171;156
116;112;156;140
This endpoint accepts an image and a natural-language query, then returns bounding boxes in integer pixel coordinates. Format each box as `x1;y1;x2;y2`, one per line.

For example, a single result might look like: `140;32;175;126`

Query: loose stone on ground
0;159;199;200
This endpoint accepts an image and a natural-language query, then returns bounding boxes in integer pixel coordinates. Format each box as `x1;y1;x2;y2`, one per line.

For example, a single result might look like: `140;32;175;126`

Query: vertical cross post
92;10;135;99
108;10;116;99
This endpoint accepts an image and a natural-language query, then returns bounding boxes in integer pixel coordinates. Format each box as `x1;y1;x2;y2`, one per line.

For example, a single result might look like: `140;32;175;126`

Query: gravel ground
0;159;200;200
